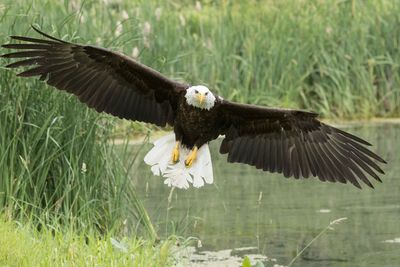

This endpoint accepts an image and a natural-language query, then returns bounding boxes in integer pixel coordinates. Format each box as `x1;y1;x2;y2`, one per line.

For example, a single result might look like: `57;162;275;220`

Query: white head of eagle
185;85;216;110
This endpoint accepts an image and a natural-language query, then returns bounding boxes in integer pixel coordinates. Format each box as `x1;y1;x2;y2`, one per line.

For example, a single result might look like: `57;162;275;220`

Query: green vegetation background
0;0;399;266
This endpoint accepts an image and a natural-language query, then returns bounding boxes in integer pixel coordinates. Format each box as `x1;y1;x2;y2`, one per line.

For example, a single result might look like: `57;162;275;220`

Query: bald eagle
2;27;386;189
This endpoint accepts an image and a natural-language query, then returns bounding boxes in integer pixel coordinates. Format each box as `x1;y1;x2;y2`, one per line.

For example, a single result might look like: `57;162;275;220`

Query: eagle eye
195;90;199;94
205;92;208;95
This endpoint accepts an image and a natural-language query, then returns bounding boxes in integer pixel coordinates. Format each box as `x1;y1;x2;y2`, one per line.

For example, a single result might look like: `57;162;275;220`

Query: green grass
0;218;180;267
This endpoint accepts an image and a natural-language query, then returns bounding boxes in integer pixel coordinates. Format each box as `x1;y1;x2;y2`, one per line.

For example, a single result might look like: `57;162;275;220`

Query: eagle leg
171;141;180;164
185;146;198;167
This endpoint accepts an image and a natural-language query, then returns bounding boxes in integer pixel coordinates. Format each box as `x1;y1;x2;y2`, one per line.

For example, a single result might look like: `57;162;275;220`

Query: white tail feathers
144;133;214;189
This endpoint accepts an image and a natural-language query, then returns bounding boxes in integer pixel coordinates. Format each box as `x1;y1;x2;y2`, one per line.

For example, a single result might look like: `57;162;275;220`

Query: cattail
325;26;333;35
115;21;123;36
179;14;186;27
131;47;140;58
155;7;162;21
121;10;129;20
81;162;87;174
206;38;213;50
79;14;86;23
143;37;151;48
143;21;152;36
70;0;79;11
195;1;202;11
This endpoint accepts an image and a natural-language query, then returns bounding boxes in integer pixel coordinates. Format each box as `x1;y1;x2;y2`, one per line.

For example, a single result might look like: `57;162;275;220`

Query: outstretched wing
217;100;386;188
1;26;188;126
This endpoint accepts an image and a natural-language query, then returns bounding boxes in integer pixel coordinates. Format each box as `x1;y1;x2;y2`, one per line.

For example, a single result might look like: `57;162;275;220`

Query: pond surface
132;123;400;267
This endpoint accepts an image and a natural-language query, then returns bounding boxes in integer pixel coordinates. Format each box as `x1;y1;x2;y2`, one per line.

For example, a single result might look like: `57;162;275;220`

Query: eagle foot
171;142;180;164
185;146;198;167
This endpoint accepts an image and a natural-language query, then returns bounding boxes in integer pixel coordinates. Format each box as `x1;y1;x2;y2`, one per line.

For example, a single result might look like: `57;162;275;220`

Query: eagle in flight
2;26;386;189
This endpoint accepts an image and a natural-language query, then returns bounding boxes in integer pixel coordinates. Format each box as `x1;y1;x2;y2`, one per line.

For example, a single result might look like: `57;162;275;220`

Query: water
131;123;400;266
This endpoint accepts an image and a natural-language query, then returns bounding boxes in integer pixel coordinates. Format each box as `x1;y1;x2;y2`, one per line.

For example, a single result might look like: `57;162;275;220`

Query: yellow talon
171;142;180;164
185;146;198;167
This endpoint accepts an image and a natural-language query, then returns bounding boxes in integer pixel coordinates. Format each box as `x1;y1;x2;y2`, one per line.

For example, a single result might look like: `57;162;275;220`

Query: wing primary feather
346;139;386;163
46;65;81;88
17;65;48;77
119;89;133;118
275;133;283;173
314;142;340;182
293;134;310;178
146;98;158;124
332;127;372;146
333;135;386;164
48;65;79;82
2;43;52;50
312;132;344;182
99;85;121;114
248;137;258;164
319;129;347;181
318;143;348;183
349;151;382;182
123;90;140;120
228;138;241;163
302;139;318;177
39;73;47;80
114;86;136;119
322;141;363;188
47;68;80;91
269;136;277;173
302;133;317;177
255;137;266;169
307;141;331;182
252;137;262;168
137;95;151;121
78;73;109;102
341;157;373;188
5;57;43;68
235;137;248;163
1;50;46;58
327;140;375;187
10;35;59;44
262;137;271;171
31;26;70;44
289;140;300;179
219;139;230;154
49;66;93;92
86;76;114;108
281;131;292;177
343;143;385;174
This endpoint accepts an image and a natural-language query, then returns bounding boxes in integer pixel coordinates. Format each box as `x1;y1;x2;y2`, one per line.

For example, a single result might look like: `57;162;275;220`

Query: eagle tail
144;133;214;189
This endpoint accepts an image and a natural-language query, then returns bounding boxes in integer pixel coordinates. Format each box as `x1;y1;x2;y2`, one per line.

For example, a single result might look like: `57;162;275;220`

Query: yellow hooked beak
197;93;205;105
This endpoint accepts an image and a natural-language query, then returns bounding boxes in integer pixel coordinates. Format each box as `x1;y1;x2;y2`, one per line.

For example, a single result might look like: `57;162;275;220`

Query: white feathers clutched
185;85;216;110
144;133;214;189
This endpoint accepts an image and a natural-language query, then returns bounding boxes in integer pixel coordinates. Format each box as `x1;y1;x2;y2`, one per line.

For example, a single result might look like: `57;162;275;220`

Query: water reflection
132;123;400;266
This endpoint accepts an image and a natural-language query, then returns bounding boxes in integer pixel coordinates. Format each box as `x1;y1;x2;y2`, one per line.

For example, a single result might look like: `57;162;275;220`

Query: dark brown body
174;93;224;148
